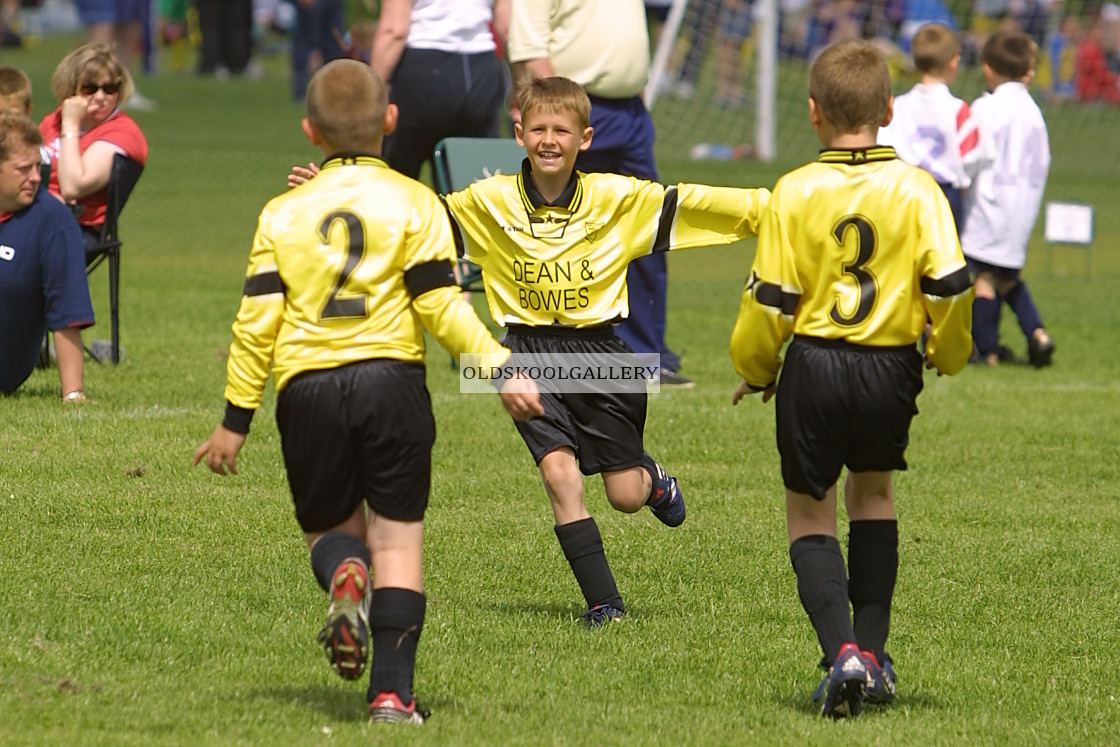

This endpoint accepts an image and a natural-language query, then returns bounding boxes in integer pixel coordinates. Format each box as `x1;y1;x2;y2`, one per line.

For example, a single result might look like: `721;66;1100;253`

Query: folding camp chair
85;153;145;364
431;136;525;293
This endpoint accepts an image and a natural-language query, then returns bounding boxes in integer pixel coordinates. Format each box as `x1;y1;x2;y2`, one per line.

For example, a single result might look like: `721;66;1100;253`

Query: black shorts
275;359;435;530
775;336;924;500
505;325;646;475
965;255;1022;282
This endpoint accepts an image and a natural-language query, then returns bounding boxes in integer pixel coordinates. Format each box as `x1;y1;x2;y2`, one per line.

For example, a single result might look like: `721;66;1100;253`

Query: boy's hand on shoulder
499;372;544;421
732;380;775;405
287;162;320;190
193;425;248;476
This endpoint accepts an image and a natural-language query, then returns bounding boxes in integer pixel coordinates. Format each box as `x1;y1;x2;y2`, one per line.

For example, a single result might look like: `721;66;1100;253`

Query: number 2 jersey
877;82;980;190
730;147;974;388
224;155;507;411
443;160;770;328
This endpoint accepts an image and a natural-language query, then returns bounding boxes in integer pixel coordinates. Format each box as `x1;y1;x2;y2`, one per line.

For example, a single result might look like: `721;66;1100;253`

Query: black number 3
319;210;369;320
829;216;878;327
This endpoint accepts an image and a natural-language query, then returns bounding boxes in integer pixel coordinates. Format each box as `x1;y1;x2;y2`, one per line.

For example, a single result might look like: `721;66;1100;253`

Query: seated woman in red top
39;42;149;251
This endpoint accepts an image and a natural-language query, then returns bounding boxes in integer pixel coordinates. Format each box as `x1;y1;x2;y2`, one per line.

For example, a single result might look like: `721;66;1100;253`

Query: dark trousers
292;0;345;100
196;0;253;75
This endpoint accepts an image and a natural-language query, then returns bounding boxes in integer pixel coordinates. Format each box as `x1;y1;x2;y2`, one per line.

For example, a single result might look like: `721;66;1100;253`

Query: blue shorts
74;0;115;25
115;0;149;23
965;256;1021;282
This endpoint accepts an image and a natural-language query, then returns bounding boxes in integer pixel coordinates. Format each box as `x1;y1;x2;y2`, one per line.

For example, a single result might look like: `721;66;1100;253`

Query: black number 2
319;210;369;320
829;216;878;327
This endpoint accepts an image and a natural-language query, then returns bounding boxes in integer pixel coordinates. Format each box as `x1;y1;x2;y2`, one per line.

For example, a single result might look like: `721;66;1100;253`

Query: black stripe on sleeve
243;271;285;297
405;259;456;297
920;266;972;298
441;197;467;259
651;185;678;253
750;273;800;315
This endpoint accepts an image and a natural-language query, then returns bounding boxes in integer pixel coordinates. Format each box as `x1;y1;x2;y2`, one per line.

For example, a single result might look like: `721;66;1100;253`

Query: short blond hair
516;76;591;130
910;23;961;73
809;40;891;134
0;67;33;115
306;59;387;152
50;42;135;104
0;111;43;164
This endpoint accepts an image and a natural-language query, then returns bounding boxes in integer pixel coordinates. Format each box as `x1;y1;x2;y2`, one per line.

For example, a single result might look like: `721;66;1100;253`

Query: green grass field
2;35;1119;745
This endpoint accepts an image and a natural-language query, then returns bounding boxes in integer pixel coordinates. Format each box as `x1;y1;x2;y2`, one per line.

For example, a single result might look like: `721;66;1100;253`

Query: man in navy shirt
0;112;93;400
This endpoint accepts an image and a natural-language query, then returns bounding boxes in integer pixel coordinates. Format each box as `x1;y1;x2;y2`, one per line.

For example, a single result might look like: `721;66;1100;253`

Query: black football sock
1004;281;1045;339
310;531;370;592
367;587;425;706
848;519;898;664
789;534;856;666
555;518;625;611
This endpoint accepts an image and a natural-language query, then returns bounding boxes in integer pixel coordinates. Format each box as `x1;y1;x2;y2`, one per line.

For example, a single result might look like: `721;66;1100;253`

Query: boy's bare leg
601;466;651;513
844;471;899;703
539;448;588;524
542;448;624;622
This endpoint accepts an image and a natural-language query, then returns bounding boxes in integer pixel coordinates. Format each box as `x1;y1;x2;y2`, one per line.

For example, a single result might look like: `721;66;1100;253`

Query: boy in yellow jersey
289;75;769;629
443;76;769;627
194;59;541;726
730;40;973;718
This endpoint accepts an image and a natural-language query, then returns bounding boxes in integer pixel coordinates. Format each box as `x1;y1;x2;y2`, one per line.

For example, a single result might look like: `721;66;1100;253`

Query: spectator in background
1048;15;1082;101
196;0;256;78
370;0;509;179
1;0;21;48
38;43;149;253
1076;14;1120;103
291;0;345;101
668;0;721;99
0;66;33;115
715;0;754;108
0;112;94;402
508;0;693;386
73;0;157;110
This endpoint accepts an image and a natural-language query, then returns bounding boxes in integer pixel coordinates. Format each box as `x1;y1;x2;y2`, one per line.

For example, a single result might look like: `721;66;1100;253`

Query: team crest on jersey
584;221;604;242
529;209;571;239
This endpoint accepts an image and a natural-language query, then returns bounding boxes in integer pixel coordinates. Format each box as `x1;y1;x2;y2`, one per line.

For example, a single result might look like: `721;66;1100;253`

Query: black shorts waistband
505;323;616;341
793;334;915;354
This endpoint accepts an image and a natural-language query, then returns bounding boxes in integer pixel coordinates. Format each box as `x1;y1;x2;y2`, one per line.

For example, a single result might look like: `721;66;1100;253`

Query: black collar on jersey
517;157;583;213
320;152;387;169
817;146;897;165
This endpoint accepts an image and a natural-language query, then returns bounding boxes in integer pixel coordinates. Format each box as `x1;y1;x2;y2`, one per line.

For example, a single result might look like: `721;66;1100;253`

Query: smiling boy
441;75;771;627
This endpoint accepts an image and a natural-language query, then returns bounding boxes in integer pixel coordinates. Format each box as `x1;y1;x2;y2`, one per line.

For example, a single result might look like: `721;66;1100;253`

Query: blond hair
516;76;591;130
50;42;135;104
0;67;33;115
809;40;891;133
910;23;961;74
306;59;387;152
0;111;44;164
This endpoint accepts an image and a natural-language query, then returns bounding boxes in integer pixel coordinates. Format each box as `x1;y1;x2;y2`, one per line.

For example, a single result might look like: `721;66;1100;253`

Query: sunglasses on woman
78;81;121;96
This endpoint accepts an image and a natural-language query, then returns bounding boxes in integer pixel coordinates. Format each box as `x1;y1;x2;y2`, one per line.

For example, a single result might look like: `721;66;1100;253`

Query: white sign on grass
1044;202;1094;245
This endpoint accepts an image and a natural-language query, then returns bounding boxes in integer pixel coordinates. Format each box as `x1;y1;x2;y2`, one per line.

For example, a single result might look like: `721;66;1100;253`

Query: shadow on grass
475;599;668;623
771;689;947;717
254;684;466;722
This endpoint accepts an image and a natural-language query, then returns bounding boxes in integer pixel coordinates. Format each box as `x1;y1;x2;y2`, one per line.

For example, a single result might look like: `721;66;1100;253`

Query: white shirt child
879;82;980;189
959;81;1051;270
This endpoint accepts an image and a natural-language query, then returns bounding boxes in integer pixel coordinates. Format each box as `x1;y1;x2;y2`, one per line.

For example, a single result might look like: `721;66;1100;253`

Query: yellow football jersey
225;155;507;410
731;147;974;388
444;161;770;328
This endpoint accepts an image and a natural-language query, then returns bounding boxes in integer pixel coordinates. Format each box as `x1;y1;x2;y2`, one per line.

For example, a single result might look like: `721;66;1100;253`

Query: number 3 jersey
959;81;1051;270
225;156;507;410
730;147;975;388
443;159;770;328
